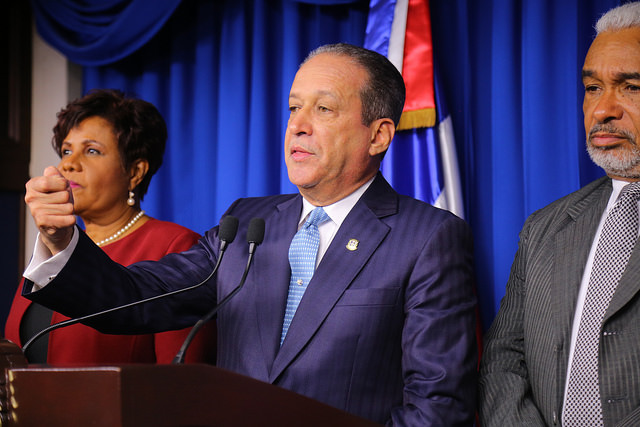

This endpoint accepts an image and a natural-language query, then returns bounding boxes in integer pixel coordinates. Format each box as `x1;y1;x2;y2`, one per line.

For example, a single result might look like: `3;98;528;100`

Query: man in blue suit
22;43;477;425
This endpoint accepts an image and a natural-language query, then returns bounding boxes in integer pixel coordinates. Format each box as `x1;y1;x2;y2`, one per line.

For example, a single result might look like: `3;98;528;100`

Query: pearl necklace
96;210;145;247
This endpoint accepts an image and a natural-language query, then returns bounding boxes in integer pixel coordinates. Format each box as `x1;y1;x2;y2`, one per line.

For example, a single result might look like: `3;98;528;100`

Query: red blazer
6;218;215;365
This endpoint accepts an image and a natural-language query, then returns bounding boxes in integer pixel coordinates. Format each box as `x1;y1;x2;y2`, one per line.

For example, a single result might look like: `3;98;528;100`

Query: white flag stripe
433;115;464;219
388;0;409;73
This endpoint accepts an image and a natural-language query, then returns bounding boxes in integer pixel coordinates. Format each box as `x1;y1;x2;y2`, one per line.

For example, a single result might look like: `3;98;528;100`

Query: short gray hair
596;2;640;34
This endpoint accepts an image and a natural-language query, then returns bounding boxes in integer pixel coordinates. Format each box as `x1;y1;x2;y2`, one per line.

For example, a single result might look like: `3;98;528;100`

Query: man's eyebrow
618;72;640;81
289;90;338;99
582;69;594;79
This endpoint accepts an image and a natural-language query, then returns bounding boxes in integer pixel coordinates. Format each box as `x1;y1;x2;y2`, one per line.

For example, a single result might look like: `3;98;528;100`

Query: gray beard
587;143;640;179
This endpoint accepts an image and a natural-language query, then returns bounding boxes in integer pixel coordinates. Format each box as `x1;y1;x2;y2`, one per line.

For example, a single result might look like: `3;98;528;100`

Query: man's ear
369;118;395;157
128;159;150;190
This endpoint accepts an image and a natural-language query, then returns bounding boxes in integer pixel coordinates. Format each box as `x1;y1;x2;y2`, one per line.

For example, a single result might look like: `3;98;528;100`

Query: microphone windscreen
219;216;239;243
247;218;265;244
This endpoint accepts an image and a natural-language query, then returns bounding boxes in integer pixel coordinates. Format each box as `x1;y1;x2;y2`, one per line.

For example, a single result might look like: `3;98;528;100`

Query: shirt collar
298;176;376;227
609;178;640;210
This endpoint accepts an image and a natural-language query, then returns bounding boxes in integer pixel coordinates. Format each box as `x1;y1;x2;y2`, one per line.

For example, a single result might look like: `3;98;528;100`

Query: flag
365;0;482;364
364;0;464;219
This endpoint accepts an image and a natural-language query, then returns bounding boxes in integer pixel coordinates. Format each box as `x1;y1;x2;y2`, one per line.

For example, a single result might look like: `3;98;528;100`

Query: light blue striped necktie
280;207;330;345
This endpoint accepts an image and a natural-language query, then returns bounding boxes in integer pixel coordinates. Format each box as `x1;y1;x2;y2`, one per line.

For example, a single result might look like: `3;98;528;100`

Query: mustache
588;124;636;144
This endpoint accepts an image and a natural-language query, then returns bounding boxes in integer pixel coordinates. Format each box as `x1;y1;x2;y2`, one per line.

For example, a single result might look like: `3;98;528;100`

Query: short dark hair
303;43;406;128
52;89;167;200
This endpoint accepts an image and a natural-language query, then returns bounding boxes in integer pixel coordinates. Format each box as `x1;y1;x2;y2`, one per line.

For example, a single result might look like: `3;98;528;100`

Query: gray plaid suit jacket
479;176;640;427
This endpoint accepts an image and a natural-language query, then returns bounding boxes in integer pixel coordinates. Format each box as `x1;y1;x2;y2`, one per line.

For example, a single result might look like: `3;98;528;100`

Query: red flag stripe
401;0;434;116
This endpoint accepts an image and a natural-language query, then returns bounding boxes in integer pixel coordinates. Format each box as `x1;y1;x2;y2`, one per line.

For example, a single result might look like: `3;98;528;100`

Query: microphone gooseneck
21;215;240;357
173;217;265;364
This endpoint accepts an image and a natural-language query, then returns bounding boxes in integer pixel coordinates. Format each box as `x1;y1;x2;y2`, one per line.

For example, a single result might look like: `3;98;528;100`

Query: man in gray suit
479;3;640;426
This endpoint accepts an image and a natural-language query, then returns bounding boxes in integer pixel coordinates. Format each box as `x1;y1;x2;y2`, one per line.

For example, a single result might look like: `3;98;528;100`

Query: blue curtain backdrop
428;0;621;330
30;0;626;332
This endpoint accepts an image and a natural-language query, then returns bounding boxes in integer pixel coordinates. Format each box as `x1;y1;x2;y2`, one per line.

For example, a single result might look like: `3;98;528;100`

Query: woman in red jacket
5;89;215;365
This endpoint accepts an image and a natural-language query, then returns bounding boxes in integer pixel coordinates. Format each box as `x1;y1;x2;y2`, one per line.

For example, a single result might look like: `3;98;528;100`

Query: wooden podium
0;339;380;426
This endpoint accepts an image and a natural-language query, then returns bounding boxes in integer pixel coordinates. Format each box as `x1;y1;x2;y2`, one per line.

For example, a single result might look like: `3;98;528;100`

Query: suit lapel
254;196;302;375
559;176;640;324
269;174;397;382
552;180;611;337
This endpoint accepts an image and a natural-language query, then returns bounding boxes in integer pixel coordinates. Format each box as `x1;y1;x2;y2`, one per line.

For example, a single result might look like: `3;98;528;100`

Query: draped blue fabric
30;0;627;332
31;0;182;66
429;0;621;329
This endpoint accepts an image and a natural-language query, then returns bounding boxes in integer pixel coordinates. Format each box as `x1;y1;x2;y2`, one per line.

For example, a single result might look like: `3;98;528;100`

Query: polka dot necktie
564;182;640;426
280;207;330;346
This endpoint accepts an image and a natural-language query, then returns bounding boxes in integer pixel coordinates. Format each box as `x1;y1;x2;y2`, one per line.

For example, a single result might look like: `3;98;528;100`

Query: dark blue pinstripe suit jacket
25;173;477;425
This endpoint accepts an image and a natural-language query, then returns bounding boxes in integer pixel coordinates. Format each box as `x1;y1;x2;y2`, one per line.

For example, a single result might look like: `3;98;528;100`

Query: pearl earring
127;191;135;206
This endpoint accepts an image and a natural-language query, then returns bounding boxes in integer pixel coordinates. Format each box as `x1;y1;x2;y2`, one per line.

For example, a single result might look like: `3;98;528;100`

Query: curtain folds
30;0;626;330
31;0;182;66
429;0;620;329
30;0;363;66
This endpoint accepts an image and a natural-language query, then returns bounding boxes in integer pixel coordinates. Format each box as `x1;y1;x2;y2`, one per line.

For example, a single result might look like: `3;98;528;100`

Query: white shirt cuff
23;227;80;291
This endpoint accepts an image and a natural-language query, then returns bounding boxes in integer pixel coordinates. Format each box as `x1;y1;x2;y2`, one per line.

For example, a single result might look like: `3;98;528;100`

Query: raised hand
25;166;76;255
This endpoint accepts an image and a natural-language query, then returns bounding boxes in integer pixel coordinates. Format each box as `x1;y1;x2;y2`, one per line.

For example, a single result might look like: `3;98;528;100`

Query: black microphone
172;217;265;364
21;215;240;356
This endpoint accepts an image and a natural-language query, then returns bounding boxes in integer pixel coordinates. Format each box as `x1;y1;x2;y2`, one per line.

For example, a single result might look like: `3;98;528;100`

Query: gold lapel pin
346;239;359;251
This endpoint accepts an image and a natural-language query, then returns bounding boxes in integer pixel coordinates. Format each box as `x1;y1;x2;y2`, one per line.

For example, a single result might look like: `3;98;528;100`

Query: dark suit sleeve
23;228;220;334
390;215;478;426
478;216;547;426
